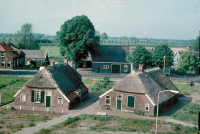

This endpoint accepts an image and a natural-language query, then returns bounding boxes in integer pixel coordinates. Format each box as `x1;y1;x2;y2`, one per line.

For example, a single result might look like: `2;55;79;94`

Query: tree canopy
152;44;173;68
192;36;199;51
100;32;108;40
176;51;199;73
56;15;100;67
126;45;151;67
13;23;40;50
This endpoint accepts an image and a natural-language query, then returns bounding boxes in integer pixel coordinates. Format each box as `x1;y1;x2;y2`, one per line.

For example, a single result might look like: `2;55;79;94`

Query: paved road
1;70;200;83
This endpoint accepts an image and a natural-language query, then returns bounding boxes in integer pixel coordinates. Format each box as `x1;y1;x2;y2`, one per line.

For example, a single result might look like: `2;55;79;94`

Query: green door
46;96;51;107
117;99;121;110
97;67;100;73
112;65;120;73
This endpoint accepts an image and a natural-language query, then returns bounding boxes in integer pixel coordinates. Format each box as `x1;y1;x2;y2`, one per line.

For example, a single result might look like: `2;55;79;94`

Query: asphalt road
0;70;200;83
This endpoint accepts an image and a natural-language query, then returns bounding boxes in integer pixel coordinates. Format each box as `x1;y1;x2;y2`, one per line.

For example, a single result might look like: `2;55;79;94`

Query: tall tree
126;45;152;67
56;15;100;69
192;36;199;51
95;30;100;36
13;23;40;50
152;43;173;68
176;51;199;81
100;32;108;40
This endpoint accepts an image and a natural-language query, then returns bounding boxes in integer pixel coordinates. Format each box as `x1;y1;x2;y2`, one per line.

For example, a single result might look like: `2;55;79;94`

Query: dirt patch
76;121;96;131
104;120;121;128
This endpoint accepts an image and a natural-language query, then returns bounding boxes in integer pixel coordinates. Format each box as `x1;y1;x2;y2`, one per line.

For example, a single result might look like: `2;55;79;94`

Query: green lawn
35;114;198;134
174;83;200;96
0;76;31;105
172;103;200;125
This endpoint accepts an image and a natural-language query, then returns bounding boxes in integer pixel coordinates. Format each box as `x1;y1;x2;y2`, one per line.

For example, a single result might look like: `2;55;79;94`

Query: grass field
0;76;31;106
172;103;200;125
174;83;200;96
35;114;198;134
0;108;59;134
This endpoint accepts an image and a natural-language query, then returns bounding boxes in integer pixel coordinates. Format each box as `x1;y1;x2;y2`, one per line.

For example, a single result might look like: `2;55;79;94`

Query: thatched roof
113;67;179;105
22;50;47;59
25;64;83;95
92;45;130;62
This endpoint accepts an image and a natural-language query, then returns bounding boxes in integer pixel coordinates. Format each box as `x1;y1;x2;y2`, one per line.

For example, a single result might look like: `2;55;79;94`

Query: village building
92;45;131;73
99;65;179;115
14;63;88;112
0;42;25;69
22;50;49;64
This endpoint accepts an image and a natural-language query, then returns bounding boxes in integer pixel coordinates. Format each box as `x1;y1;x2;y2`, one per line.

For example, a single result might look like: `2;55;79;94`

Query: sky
0;0;200;40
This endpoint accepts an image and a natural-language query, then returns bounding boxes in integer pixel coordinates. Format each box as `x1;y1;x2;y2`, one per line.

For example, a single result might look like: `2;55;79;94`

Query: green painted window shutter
128;96;135;108
41;91;44;103
31;90;34;102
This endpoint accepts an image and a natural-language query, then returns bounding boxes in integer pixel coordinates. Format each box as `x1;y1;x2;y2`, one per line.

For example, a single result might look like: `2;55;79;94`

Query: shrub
174;124;182;131
189;81;194;86
36;128;52;134
28;122;36;127
103;77;109;88
11;107;16;110
36;61;46;69
30;65;35;70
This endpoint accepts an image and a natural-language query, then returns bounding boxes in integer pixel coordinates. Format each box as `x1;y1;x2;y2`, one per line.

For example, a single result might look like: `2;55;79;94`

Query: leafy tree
56;15;100;69
176;51;199;81
152;44;173;68
95;30;100;36
13;23;40;50
100;32;108;40
192;36;199;51
126;45;152;67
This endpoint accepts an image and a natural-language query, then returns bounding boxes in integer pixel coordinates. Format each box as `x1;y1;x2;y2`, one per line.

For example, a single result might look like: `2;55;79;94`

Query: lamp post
155;90;179;134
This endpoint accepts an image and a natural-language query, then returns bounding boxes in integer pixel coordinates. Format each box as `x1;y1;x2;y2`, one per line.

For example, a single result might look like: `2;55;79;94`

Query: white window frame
127;95;135;108
103;65;109;69
1;60;5;67
124;65;128;72
57;97;63;104
20;94;26;102
105;96;111;105
7;60;11;67
34;90;41;103
145;104;149;111
1;52;5;57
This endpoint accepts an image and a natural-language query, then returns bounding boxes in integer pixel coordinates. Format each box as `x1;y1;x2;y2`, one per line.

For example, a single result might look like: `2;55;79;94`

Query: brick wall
15;87;69;111
99;90;154;115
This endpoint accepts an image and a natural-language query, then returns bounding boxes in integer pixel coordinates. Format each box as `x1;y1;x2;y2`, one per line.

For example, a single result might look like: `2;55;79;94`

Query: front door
117;94;122;110
112;65;120;73
46;96;51;107
97;66;100;73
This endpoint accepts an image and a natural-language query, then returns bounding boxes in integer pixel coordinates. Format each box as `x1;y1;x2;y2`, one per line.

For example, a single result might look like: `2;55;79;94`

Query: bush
103;77;109;88
36;61;46;69
189;81;194;86
36;128;52;134
30;65;35;70
174;124;182;131
11;107;16;110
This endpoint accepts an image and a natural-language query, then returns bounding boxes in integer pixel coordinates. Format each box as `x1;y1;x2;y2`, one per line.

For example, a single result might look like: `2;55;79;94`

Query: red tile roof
0;42;18;58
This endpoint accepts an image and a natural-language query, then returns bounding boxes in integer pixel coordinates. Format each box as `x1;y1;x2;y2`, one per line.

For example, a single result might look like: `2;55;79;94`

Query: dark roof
113;67;179;105
92;45;130;62
177;51;199;58
22;50;47;59
0;42;18;58
25;64;84;95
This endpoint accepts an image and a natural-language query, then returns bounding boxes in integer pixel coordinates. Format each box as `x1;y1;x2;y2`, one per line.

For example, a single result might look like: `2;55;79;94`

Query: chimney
139;64;144;72
50;61;55;67
64;59;68;65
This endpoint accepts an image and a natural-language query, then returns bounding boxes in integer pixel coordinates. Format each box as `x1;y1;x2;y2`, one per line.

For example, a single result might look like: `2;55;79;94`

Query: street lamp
155;90;179;134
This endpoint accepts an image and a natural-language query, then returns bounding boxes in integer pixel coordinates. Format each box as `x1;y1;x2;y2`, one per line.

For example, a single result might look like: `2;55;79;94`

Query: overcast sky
0;0;200;40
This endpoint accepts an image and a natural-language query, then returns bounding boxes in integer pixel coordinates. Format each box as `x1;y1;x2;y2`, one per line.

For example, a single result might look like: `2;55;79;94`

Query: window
1;60;5;67
117;94;122;100
103;65;109;69
14;59;16;67
7;60;11;67
1;52;5;57
31;90;44;103
17;58;19;66
124;65;128;72
145;104;149;111
57;98;63;104
20;94;26;102
127;96;135;108
106;96;111;105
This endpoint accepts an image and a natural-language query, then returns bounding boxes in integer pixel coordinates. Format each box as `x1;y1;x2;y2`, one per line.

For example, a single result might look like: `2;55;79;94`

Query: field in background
0;76;31;106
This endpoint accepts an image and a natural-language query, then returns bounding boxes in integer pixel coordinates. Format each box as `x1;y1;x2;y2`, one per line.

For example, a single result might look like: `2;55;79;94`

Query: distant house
14;64;88;112
22;50;49;64
92;45;131;73
173;50;200;75
78;53;92;68
99;65;179;115
0;42;25;69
